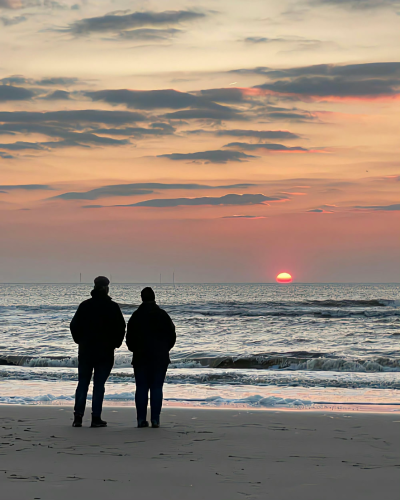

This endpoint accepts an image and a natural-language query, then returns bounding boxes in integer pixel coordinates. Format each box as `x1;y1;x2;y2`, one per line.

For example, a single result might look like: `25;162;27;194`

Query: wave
0;392;398;408
1;298;398;314
1;366;399;390
1;352;400;373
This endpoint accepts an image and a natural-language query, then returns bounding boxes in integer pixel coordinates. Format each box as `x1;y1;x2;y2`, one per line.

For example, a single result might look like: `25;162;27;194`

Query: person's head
93;276;110;295
141;287;155;303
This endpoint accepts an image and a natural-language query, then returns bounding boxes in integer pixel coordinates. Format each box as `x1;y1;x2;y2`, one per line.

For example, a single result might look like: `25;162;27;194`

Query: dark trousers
74;354;114;417
134;364;168;422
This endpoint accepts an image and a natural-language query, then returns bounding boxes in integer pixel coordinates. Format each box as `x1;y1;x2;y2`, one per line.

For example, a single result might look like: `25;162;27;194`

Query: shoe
91;416;107;428
72;413;83;427
151;420;160;428
137;420;149;428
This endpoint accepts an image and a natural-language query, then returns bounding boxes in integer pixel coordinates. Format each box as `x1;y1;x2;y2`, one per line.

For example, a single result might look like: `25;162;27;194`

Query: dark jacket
70;290;126;357
126;302;176;366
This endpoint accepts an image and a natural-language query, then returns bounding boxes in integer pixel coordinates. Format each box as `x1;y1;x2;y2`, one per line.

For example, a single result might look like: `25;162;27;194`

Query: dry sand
0;405;399;500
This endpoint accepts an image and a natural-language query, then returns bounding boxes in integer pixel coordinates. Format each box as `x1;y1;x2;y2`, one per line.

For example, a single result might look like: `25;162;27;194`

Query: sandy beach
0;406;399;500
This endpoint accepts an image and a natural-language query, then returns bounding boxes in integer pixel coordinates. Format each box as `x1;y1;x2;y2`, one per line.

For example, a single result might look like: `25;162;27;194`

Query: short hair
94;276;110;288
141;287;155;302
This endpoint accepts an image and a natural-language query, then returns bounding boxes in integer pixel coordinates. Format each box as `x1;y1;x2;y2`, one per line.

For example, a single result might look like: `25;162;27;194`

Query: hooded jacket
126;302;176;366
70;289;126;356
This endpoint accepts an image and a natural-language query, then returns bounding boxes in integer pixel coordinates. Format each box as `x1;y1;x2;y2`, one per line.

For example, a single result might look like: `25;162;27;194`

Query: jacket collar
91;289;112;300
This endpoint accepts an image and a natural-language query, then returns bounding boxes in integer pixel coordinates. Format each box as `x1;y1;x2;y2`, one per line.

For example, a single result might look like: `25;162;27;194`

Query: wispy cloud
84;88;225;110
221;214;267;219
224;142;310;152
0;85;36;102
157;150;257;164
51;182;256;200
187;129;301;140
231;62;400;101
60;10;206;37
111;193;284;208
0;15;27;26
0;184;53;191
354;204;400;211
311;0;398;10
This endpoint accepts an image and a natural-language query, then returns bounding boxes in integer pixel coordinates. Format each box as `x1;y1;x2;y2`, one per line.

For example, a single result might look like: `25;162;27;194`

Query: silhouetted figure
70;276;125;428
126;287;176;428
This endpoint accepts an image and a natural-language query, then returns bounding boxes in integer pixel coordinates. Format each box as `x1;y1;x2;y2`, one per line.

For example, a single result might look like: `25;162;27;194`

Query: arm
113;304;126;349
165;313;176;350
70;304;84;344
126;312;139;353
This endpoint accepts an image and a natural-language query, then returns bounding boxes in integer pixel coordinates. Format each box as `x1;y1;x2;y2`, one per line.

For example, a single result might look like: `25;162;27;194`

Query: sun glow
276;272;293;283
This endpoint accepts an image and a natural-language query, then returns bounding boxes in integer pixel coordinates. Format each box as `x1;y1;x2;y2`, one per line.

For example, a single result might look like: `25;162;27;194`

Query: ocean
1;283;399;411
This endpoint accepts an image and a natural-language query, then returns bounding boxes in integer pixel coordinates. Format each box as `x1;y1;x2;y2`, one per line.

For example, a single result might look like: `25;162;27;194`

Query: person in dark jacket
126;287;176;428
70;276;126;428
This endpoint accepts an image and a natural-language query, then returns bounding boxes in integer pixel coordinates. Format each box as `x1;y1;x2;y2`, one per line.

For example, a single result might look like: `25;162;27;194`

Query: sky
0;0;399;283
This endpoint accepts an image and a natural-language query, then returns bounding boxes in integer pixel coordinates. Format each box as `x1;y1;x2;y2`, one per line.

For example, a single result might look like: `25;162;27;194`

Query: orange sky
0;0;399;282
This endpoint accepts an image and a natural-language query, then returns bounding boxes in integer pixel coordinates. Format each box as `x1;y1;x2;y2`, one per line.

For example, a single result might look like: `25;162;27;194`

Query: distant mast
160;273;162;284
173;272;175;287
79;272;81;284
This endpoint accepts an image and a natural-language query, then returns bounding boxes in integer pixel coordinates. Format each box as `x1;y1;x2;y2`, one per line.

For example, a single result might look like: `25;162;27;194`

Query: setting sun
276;272;293;283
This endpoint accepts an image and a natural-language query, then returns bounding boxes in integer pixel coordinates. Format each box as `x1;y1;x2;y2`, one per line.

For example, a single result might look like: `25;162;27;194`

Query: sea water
0;283;399;410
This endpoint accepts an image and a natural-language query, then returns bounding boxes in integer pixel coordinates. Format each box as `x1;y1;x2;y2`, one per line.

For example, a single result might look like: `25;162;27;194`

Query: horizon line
0;282;399;285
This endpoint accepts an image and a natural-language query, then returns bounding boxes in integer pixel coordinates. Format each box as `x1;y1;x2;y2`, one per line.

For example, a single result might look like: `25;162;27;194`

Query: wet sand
0;405;399;499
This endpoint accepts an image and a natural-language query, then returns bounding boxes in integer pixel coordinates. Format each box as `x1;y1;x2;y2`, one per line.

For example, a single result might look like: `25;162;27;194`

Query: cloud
221;215;267;219
0;110;147;125
158;149;257;164
62;10;205;36
0;0;71;10
0;133;130;150
187;129;301;140
196;88;247;103
163;108;244;121
225;142;309;152
0;0;22;8
354;204;400;211
306;208;334;213
0;85;35;102
0;152;14;159
52;182;256;200
0;110;162;152
42;90;71;100
37;77;80;86
114;193;282;208
311;0;397;10
116;27;181;41
91;123;175;138
84;88;224;110
0;184;52;190
242;36;336;52
243;37;286;44
252;62;400;100
0;141;46;150
0;75;80;86
265;111;316;121
0;15;26;26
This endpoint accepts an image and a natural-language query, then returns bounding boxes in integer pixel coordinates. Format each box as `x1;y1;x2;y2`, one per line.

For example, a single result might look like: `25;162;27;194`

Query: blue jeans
134;364;168;422
74;354;114;417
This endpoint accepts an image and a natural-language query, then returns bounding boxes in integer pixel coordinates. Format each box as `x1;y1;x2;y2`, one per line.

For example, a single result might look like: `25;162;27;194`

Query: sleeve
70;304;84;344
113;304;126;349
126;312;138;353
166;313;176;351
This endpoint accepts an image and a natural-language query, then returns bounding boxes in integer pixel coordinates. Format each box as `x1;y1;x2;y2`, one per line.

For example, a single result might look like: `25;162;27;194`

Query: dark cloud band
113;193;283;208
52;182;256;201
158;150;257;163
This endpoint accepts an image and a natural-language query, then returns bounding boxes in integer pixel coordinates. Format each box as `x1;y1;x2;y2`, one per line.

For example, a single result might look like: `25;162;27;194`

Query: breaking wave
1;353;399;373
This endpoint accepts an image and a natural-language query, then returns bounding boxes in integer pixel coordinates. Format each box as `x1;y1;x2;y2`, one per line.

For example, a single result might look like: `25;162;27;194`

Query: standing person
126;287;176;428
70;276;126;428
